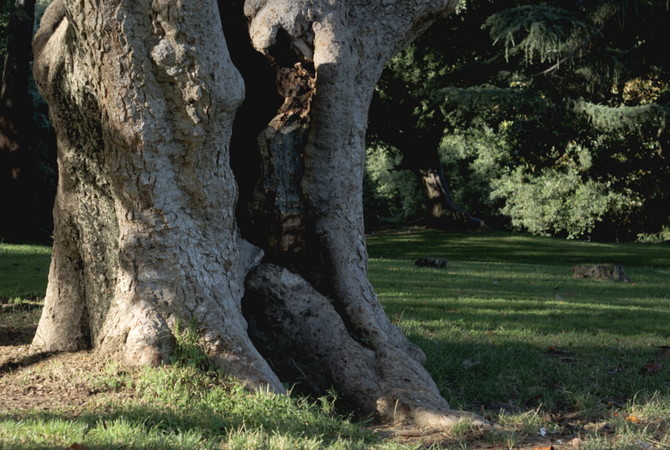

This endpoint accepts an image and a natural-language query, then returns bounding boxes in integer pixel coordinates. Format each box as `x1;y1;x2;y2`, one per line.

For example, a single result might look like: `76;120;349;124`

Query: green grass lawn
367;229;670;448
1;230;669;448
0;243;51;300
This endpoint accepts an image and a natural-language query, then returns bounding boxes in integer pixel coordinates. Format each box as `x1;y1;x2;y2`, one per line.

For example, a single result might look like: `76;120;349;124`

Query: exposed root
245;263;488;428
379;400;491;429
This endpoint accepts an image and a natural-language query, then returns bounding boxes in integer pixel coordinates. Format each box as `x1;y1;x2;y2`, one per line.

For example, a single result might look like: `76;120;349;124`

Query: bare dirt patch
0;345;139;418
0;303;139;418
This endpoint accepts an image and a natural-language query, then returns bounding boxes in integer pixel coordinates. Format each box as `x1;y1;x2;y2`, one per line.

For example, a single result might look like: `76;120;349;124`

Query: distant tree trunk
402;141;485;229
32;0;485;428
0;0;36;240
417;163;486;230
369;80;484;230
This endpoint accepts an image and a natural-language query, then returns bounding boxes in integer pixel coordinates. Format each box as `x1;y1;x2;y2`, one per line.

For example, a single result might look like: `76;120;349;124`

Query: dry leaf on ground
641;361;663;374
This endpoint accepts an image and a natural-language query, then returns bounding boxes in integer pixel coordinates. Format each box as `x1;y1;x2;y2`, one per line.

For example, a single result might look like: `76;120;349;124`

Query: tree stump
572;264;632;282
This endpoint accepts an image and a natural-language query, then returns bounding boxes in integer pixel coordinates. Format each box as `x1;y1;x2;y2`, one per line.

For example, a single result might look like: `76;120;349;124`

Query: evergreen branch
532;25;603;78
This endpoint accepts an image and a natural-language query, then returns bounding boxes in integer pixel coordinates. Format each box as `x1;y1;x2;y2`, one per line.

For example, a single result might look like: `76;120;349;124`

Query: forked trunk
33;0;485;428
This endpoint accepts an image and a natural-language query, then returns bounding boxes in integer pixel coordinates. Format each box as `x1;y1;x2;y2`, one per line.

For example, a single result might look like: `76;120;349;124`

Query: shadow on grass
367;230;670;268
372;257;670;337
406;332;670;417
0;351;57;376
0;400;370;450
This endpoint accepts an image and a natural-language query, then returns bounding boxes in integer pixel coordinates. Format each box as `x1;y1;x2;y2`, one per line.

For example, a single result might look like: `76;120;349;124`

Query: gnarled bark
33;0;484;428
32;0;282;391
245;263;481;427
241;0;482;427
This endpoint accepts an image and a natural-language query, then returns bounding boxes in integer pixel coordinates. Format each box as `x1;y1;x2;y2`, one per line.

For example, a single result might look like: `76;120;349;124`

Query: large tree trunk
32;0;484;428
32;0;282;390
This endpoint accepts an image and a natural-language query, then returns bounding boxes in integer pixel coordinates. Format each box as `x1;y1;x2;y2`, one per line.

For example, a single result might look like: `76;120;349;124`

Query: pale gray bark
246;0;461;358
32;0;485;428
242;0;486;427
32;0;282;391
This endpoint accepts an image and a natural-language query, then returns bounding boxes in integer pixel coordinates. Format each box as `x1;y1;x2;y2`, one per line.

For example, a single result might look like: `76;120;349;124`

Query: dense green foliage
366;0;670;241
364;146;425;227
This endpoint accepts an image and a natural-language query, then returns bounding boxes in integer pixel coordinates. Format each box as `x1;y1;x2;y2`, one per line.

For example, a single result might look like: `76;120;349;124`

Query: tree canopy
367;0;669;241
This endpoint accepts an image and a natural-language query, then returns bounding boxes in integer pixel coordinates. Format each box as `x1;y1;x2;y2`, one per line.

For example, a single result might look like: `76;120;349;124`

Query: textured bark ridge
32;0;282;391
242;0;479;427
33;0;483;428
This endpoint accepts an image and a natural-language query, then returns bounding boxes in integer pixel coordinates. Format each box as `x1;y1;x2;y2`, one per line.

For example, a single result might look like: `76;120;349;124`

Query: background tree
31;0;486;428
366;0;669;241
0;0;55;242
0;0;35;167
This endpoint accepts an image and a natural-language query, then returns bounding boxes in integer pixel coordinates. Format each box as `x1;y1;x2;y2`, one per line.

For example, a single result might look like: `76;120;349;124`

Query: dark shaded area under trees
366;0;669;241
1;0;668;245
0;0;55;243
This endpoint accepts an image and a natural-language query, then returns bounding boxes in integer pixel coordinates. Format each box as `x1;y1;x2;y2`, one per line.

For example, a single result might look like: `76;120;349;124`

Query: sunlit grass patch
0;363;390;450
367;229;670;448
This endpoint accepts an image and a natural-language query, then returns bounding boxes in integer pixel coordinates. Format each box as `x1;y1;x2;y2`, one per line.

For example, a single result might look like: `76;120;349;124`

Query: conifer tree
369;0;669;240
